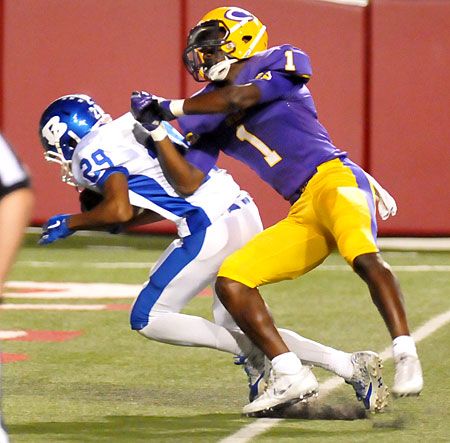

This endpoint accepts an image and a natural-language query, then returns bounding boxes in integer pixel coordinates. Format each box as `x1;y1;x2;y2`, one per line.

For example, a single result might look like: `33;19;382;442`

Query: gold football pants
218;158;379;288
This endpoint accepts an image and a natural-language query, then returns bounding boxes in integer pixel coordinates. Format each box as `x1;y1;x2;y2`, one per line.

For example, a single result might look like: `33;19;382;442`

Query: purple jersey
179;45;347;202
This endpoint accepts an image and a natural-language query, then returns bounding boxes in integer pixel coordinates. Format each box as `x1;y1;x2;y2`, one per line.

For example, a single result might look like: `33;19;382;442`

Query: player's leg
353;253;422;396
278;328;388;412
130;196;263;356
318;158;422;397
216;205;333;413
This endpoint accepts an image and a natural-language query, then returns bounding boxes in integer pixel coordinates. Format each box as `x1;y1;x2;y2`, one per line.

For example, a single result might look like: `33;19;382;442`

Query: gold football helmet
183;7;268;82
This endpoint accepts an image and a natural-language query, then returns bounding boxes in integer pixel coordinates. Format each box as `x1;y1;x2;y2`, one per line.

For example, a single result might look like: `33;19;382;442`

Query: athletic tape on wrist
150;124;168;142
169;99;185;117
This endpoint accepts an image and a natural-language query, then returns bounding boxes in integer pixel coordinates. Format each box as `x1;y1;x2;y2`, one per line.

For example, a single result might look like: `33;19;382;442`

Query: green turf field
2;232;449;442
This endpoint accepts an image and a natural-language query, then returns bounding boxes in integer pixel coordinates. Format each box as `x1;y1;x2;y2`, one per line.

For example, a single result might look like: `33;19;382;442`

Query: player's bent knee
215;276;246;304
130;303;154;330
354;252;394;282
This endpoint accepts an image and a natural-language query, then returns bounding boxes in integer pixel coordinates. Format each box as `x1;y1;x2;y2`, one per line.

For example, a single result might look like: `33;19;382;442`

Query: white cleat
392;354;423;397
242;366;318;416
346;351;389;412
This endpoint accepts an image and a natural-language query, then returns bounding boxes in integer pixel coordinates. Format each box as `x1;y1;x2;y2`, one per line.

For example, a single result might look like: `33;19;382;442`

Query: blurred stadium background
1;1;450;442
1;0;449;235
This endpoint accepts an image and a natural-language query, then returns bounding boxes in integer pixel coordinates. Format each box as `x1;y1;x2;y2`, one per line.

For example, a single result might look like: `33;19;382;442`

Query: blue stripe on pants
130;229;206;330
343;158;378;242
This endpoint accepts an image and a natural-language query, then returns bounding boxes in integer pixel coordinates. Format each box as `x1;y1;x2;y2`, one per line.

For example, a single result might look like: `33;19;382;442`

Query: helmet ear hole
242;36;252;43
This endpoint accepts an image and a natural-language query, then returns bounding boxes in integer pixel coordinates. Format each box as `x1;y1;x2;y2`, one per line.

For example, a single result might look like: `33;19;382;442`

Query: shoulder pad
253;45;312;81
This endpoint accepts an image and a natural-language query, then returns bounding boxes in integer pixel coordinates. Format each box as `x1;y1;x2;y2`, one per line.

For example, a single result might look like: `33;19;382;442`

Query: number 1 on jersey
236;125;282;167
284;50;296;71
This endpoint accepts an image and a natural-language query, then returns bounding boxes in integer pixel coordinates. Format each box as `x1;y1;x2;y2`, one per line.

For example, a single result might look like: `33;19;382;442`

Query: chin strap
207;58;238;81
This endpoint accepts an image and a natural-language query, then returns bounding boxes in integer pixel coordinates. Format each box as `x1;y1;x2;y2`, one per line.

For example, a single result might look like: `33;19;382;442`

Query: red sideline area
1;330;84;364
0;330;84;342
2;354;29;363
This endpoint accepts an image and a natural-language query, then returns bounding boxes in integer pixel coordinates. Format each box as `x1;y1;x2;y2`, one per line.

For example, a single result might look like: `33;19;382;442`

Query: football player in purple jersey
130;6;422;414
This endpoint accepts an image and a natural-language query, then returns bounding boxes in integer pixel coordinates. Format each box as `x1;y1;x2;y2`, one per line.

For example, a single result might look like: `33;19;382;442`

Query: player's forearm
155;137;205;196
67;199;134;231
183;84;261;114
122;209;164;229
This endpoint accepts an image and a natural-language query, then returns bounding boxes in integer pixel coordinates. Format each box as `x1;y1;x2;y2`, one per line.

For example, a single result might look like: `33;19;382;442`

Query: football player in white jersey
38;94;388;413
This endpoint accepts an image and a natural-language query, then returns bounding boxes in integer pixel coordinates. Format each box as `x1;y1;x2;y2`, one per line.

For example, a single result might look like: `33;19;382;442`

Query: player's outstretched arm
184;83;262;114
131;92;206;196
153;136;205;197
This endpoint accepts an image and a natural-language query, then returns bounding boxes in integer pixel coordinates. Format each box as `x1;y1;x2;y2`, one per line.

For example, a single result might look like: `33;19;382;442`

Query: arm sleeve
96;167;130;189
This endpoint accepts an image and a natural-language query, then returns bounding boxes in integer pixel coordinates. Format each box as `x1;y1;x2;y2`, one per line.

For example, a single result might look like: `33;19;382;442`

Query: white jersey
72;113;241;237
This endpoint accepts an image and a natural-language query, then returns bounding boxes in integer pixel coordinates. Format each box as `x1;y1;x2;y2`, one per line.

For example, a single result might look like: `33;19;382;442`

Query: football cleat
234;353;267;402
392;354;423;397
242;366;318;416
345;351;389;412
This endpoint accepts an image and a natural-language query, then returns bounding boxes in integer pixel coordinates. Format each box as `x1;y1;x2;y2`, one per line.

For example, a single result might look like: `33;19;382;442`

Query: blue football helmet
39;94;111;186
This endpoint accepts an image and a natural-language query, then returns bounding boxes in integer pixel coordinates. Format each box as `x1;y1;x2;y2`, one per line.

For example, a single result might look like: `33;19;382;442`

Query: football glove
39;214;74;245
131;90;184;122
130;91;167;141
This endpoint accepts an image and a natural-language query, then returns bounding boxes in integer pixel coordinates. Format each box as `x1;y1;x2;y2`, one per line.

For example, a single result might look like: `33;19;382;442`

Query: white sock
393;335;418;359
279;328;354;379
139;313;247;355
271;352;302;375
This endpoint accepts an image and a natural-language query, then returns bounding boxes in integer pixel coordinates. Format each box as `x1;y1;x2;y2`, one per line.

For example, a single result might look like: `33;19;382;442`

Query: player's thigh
207;201;263;328
196;200;263;264
314;161;378;265
130;231;212;329
133;204;262;326
218;217;332;288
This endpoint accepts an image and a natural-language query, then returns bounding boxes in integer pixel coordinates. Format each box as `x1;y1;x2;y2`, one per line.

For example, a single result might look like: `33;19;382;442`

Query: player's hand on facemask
39;214;74;245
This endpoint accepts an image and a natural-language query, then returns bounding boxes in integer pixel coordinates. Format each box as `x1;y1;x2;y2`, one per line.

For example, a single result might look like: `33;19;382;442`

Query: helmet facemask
183;20;237;82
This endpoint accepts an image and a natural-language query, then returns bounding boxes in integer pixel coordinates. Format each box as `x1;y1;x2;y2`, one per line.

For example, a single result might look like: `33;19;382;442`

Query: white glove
365;173;397;220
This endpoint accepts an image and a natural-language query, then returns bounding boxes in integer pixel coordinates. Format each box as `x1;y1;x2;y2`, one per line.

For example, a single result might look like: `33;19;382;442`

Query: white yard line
16;261;152;268
0;304;128;311
220;308;450;443
4;281;143;299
